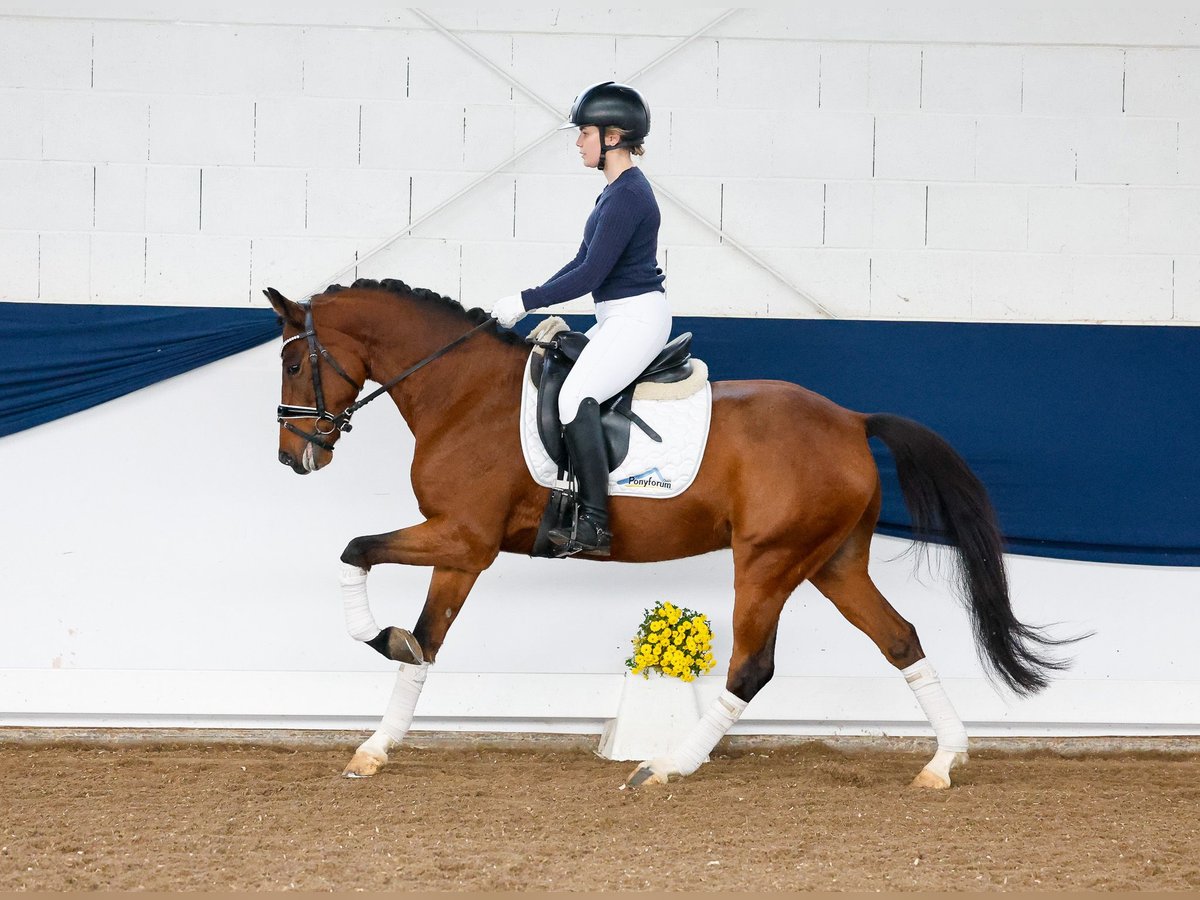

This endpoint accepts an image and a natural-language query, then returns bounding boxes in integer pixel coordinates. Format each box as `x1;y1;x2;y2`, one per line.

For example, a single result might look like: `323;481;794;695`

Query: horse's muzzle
278;449;310;475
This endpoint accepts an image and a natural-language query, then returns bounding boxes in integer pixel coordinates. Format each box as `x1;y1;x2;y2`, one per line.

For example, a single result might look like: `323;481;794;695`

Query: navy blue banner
1;300;1195;565
0;302;279;439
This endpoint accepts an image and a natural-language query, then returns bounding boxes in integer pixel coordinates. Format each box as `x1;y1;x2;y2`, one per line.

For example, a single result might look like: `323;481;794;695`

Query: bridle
276;299;494;453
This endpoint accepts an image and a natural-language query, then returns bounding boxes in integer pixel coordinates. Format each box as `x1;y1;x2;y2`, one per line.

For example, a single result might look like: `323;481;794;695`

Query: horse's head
265;287;368;475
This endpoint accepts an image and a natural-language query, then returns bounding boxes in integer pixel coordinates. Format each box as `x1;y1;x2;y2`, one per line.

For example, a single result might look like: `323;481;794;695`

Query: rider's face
576;126;601;168
576;126;617;168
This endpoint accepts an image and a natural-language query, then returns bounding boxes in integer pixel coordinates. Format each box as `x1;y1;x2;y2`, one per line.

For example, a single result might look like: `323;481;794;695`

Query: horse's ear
263;287;304;328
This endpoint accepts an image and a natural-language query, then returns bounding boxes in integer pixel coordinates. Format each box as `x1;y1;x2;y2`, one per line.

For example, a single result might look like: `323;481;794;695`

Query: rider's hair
604;125;645;156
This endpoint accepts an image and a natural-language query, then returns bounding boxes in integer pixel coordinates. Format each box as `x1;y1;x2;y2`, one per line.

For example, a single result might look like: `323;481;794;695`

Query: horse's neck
368;319;525;440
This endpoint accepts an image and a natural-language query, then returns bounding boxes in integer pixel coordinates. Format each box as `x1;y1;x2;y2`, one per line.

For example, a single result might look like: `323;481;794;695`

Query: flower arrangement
626;601;717;681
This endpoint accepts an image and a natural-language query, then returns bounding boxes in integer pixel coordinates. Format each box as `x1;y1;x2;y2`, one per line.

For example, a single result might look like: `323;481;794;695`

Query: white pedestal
596;671;704;761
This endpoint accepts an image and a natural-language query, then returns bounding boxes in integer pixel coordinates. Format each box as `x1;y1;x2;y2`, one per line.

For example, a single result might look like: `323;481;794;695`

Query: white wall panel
2;7;1199;323
762;248;872;319
0;90;44;159
814;43;869;111
147;95;255;166
0;231;39;300
355;236;464;300
511;33;618;107
865;44;923;111
254;97;360;169
974;117;1079;184
88;232;145;302
513;173;601;243
252;236;360;297
1075;118;1180;185
715;39;820;110
0;160;93;231
721;178;824;248
1129;188;1200;254
921;46;1024;114
405;29;512;104
199;166;307;237
464;103;518;170
1125;48;1200;117
927;184;1029;252
616;37;718;107
652;177;722;247
144;166;202;234
143;234;250;305
1022;47;1126;116
459;239;585;309
95;165;201;234
1068;255;1174;320
1028;186;1130;253
298;27;413;101
661;107;773;178
1174;256;1200;320
91;21;303;96
664;244;784;316
824;181;926;250
870;251;973;318
874;114;976;182
971;253;1072;320
0;17;91;90
306;168;409;238
41;91;148;164
36;231;90;302
768;111;875;180
359;99;465;172
410;172;514;243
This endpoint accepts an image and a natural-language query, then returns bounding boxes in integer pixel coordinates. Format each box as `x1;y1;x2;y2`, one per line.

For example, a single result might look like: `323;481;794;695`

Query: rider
491;82;670;557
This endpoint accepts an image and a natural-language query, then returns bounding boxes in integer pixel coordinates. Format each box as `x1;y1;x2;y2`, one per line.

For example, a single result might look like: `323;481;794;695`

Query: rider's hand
491;295;528;328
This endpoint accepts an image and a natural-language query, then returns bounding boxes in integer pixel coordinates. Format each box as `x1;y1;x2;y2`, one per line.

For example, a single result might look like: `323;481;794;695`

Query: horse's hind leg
626;539;818;787
811;530;969;789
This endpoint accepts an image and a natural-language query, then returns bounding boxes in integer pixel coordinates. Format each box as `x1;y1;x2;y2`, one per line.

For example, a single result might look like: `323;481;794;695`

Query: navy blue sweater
520;166;666;311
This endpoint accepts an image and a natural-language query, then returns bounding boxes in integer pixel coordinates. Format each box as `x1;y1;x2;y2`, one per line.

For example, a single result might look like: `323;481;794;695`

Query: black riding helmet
558;81;651;170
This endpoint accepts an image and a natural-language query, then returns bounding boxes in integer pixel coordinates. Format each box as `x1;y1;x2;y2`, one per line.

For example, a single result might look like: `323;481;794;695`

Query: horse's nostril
279;450;295;467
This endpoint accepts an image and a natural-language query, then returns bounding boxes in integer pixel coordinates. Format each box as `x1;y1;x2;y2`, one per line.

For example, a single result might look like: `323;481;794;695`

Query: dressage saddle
532;330;695;472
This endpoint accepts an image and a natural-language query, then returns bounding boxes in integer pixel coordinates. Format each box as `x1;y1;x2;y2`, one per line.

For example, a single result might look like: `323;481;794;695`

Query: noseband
276;300;494;453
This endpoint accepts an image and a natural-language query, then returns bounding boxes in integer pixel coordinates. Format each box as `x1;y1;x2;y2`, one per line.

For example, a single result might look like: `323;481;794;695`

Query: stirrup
548;511;611;557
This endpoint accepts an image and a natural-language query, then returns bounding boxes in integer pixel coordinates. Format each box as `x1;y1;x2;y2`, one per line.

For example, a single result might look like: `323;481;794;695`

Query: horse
265;277;1073;788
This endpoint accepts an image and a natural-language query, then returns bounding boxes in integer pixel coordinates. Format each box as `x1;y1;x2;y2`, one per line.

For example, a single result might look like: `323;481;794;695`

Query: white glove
491;294;528;328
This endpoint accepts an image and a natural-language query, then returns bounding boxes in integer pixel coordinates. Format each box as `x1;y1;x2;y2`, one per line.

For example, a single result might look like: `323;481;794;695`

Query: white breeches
558;290;672;424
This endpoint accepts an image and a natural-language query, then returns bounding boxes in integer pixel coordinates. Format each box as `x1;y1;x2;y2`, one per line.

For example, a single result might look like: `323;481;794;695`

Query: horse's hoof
342;749;387;778
911;766;952;789
625;762;670;788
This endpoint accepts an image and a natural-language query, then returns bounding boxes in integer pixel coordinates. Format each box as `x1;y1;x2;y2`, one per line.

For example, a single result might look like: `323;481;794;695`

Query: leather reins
276;299;495;453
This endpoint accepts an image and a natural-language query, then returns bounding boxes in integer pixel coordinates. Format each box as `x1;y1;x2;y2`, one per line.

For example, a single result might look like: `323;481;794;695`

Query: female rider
491;82;671;557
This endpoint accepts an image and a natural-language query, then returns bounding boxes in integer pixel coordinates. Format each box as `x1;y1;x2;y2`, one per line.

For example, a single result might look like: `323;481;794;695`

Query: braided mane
323;277;525;347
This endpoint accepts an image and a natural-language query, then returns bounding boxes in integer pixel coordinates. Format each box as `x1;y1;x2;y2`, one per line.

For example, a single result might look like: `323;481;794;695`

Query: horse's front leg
337;520;494;778
343;565;481;777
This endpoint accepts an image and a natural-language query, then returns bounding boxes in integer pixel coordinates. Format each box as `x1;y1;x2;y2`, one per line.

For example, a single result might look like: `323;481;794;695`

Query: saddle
532;330;695;471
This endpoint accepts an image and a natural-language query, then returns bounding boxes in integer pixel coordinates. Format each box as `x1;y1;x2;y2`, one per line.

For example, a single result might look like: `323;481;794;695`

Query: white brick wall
2;8;1198;321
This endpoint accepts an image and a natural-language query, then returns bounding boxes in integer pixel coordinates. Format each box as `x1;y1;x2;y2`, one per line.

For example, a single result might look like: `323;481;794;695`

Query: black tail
866;413;1080;695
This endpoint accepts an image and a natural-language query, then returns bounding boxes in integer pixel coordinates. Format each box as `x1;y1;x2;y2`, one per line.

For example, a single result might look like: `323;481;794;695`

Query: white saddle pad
519;345;712;499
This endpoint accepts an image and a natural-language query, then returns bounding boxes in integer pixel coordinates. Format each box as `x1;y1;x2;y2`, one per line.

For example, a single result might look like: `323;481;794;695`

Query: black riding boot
548;398;612;556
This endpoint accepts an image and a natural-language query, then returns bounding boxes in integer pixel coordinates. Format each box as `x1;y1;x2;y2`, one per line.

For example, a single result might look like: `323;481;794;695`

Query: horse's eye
286;363;301;376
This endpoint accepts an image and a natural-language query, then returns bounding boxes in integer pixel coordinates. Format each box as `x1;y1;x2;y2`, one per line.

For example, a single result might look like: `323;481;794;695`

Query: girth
532;331;694;471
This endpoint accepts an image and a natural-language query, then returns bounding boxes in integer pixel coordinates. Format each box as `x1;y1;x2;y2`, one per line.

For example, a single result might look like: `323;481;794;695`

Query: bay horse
266;278;1071;788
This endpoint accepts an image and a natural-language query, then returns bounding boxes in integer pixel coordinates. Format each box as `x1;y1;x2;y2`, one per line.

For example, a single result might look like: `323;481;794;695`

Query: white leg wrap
662;690;749;777
340;563;379;641
359;661;430;757
902;658;968;753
